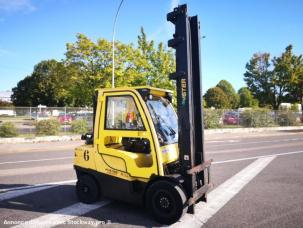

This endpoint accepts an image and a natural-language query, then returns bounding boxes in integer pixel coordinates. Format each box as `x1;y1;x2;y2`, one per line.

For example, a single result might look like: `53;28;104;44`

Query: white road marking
12;200;111;228
0;164;72;177
228;140;240;143
171;156;275;227
0;180;76;201
213;150;303;164
206;131;303;141
206;140;226;143
207;137;302;147
208;140;303;154
0;156;73;165
207;139;240;144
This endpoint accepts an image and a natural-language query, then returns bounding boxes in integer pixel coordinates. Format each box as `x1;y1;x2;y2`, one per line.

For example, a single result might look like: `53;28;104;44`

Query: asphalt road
0;130;303;227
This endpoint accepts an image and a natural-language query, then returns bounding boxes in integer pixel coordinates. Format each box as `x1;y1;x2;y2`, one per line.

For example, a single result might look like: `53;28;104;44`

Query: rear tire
76;175;100;204
145;180;187;225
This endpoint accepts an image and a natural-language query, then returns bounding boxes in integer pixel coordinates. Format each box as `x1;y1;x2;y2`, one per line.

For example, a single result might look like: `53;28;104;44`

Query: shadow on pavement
0;184;29;190
0;184;160;227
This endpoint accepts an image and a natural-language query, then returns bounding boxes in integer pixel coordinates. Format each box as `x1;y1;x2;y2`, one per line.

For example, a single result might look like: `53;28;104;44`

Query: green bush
71;119;89;134
203;109;223;129
277;111;298;126
240;109;275;127
290;103;299;112
0;122;18;137
36;119;60;136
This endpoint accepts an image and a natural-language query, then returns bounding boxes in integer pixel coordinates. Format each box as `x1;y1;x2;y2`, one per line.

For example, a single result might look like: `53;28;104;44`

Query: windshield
146;97;178;146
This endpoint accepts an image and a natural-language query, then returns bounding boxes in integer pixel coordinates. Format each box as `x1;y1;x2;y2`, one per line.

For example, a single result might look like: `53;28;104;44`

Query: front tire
145;180;187;225
76;175;100;204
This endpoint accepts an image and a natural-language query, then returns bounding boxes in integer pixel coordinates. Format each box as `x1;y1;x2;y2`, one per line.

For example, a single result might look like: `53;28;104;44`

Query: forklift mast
167;4;211;213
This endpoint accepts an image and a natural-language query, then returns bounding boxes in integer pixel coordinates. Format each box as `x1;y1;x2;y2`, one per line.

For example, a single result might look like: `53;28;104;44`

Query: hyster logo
181;78;187;105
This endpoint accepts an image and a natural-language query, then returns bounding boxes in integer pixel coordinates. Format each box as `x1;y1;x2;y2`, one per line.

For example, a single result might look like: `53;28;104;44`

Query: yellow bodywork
74;87;179;183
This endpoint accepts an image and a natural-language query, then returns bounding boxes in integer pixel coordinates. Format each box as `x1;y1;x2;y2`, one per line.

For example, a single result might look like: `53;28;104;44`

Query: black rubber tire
145;180;188;225
76;175;100;204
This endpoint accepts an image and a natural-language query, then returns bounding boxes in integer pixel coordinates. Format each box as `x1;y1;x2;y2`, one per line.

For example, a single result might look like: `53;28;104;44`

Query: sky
0;0;303;94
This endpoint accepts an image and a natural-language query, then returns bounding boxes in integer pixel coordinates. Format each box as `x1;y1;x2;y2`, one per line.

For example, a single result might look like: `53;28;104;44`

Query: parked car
74;112;93;121
57;114;74;124
31;112;49;121
223;111;239;125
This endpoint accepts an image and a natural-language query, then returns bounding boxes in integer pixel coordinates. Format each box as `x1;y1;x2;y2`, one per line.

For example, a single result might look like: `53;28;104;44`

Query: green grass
18;134;36;139
5;131;77;139
221;125;242;128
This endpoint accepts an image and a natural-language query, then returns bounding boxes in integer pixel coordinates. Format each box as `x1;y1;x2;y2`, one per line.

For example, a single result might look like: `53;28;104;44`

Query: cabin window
105;96;145;130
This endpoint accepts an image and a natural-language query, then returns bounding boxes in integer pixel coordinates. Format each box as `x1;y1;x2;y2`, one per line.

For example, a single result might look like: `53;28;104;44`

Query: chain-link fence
0;107;302;137
0;107;93;136
204;108;303;129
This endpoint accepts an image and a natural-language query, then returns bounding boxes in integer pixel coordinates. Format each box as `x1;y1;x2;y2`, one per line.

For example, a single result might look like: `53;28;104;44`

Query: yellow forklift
74;4;212;224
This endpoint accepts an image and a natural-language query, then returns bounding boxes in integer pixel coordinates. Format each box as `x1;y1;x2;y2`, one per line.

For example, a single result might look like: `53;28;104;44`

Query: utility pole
112;0;124;88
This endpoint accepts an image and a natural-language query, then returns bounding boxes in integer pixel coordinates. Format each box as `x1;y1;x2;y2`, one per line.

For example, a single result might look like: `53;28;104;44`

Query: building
280;102;302;111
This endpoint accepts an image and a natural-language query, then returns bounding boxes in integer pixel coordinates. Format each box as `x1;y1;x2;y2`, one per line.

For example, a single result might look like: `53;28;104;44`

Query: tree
202;97;207;108
216;80;239;108
11;76;35;106
204;87;229;109
244;53;276;108
274;45;303;115
64;29;175;106
244;46;303;110
136;27;175;90
13;28;175;107
0;100;13;107
11;60;71;106
238;87;259;107
272;45;299;110
65;34;113;106
290;54;303;115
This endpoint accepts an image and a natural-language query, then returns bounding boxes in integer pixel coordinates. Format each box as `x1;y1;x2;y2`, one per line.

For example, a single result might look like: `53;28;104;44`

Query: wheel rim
152;190;174;215
83;186;89;193
81;184;90;195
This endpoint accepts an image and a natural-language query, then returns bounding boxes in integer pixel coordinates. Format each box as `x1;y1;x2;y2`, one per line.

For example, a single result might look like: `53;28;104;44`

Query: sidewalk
0;135;80;144
0;126;303;144
206;125;303;134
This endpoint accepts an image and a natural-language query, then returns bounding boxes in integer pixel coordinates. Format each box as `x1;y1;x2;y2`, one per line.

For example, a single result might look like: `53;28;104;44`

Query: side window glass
105;96;144;130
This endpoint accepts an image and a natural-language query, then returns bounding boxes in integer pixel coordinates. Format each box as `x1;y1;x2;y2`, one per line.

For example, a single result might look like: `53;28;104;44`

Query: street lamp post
112;0;124;88
111;0;124;127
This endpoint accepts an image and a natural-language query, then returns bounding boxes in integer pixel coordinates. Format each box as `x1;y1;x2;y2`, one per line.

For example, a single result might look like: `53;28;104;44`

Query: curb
206;126;303;134
0;135;81;144
0;126;302;144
